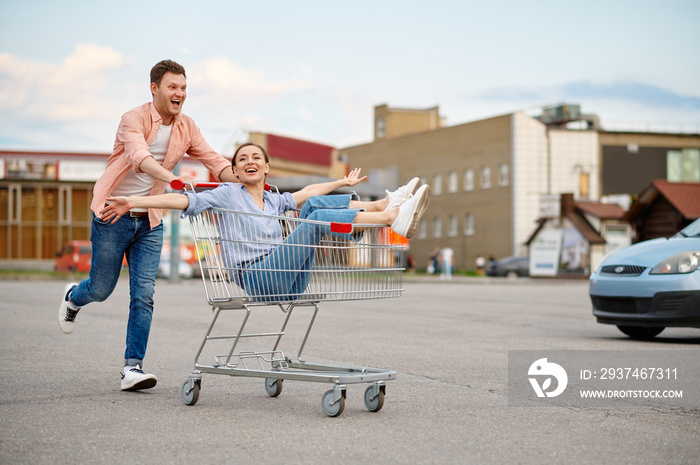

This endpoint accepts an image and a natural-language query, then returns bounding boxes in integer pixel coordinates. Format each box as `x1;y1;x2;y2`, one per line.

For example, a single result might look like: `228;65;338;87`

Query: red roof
652;180;700;219
574;201;626;219
266;134;333;166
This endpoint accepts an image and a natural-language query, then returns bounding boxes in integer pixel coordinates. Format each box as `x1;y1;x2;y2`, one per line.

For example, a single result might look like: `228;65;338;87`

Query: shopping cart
175;181;406;417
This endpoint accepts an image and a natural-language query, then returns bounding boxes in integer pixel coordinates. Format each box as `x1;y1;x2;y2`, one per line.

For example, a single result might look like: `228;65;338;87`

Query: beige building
340;104;700;271
0;133;353;269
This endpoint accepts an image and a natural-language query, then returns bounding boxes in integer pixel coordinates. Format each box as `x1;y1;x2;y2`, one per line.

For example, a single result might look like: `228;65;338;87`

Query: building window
498;163;509;186
464;169;474;192
433;217;442;238
448;215;458;237
667;148;700;182
376;118;385;139
418;219;427;239
481;166;491;189
464;213;474;236
579;172;590;199
448;172;458;193
433;174;442;195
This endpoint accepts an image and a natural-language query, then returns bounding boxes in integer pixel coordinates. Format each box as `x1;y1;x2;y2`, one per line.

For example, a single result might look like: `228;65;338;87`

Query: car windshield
674;219;700;238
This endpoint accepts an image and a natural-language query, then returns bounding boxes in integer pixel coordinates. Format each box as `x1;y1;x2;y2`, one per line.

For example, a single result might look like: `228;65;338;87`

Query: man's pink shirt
91;102;231;228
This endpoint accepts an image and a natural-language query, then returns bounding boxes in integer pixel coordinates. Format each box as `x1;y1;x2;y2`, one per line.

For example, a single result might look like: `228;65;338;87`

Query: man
58;59;237;391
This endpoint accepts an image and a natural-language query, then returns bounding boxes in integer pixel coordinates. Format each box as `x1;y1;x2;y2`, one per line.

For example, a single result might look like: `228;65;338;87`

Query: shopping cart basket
178;185;406;417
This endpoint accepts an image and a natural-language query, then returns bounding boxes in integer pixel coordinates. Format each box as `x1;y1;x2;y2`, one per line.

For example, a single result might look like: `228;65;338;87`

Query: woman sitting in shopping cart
100;142;430;299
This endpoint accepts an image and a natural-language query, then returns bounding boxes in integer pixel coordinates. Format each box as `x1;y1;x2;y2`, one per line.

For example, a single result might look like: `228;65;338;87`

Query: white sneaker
121;365;157;391
384;177;420;211
391;184;431;239
58;283;80;334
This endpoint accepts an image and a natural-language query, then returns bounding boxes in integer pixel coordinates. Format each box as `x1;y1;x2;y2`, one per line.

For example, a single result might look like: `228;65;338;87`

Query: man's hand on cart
172;174;197;191
100;197;134;224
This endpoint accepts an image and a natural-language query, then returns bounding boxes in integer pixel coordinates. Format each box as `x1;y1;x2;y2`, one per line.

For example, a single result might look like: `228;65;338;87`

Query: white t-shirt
441;247;454;264
111;123;172;211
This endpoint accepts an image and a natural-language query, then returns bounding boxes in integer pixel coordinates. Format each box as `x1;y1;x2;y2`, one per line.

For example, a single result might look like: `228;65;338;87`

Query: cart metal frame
181;205;405;416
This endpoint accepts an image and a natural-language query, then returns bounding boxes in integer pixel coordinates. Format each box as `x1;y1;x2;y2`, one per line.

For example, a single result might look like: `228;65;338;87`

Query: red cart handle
170;179;219;190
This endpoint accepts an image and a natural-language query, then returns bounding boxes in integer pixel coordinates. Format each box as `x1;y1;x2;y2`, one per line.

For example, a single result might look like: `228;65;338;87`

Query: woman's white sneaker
121;365;157;391
384;177;420;211
391;184;431;239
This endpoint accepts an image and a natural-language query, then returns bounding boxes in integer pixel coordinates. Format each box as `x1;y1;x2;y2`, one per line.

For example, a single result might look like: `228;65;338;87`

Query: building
247;132;346;179
0;133;357;269
4;107;698;272
525;193;629;277
623;180;700;241
340;103;700;271
599;132;700;197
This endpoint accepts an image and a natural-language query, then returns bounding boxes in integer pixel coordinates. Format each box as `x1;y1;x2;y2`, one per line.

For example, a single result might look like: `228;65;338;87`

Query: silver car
589;218;700;339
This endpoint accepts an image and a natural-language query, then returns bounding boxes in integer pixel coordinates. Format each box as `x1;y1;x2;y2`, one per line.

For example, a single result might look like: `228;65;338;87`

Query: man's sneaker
121;365;157;391
58;283;80;334
391;184;431;239
384;177;420;211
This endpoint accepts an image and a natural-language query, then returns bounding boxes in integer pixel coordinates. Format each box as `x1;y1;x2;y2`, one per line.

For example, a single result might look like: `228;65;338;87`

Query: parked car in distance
589;218;700;340
157;256;194;279
55;240;92;273
156;241;197;279
486;256;529;278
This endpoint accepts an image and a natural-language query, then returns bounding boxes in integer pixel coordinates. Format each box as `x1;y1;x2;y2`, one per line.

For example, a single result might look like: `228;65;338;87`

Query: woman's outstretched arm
100;194;190;223
291;168;367;207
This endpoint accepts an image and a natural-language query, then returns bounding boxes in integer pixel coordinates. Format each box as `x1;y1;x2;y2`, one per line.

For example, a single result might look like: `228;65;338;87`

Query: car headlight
649;251;700;274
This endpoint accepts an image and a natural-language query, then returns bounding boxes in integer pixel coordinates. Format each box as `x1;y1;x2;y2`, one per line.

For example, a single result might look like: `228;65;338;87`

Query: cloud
562;81;700;110
297;105;312;121
184;57;313;150
477;80;700;111
0;44;125;122
0;44;131;150
0;49;313;151
478;86;546;101
188;57;309;104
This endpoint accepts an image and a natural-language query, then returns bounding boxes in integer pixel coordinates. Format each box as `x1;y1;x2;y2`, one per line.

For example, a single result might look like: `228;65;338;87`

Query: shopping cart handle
170;179;218;190
170;180;271;190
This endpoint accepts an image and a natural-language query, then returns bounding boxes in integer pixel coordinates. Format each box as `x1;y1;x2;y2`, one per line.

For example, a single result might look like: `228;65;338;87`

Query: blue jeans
242;194;360;300
70;213;163;367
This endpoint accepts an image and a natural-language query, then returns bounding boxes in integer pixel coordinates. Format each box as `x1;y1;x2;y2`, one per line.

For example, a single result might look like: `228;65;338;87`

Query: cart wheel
265;378;283;397
321;389;345;417
182;380;200;406
364;385;385;412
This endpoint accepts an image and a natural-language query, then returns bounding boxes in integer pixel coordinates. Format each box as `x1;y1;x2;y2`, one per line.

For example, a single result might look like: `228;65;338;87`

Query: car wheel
506;270;518;279
617;325;665;340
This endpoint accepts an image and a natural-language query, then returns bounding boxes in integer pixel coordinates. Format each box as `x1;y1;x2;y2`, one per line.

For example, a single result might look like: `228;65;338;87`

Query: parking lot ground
1;277;698;464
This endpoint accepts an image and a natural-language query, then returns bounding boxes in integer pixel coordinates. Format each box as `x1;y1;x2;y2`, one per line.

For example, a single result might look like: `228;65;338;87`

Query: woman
101;142;430;299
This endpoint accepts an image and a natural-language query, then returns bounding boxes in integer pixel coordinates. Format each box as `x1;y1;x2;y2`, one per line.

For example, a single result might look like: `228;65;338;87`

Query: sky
1;0;699;156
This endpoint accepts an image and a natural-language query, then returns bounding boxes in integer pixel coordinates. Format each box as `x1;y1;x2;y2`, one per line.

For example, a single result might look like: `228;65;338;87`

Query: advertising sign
529;228;562;276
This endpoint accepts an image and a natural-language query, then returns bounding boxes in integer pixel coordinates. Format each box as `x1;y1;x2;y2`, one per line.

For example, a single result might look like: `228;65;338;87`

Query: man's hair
150;60;186;87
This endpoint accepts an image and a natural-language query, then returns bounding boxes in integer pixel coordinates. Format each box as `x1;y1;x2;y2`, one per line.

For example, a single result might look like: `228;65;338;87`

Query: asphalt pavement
1;276;698;464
